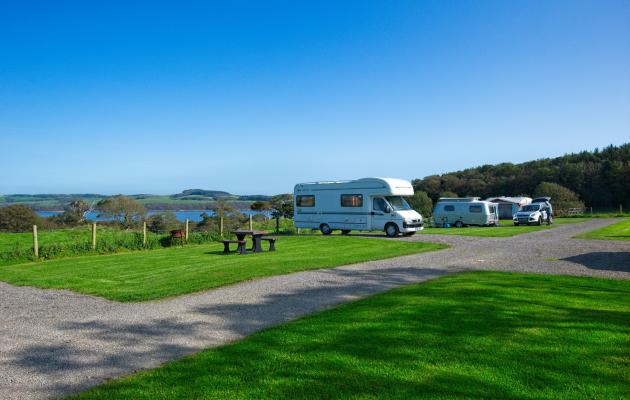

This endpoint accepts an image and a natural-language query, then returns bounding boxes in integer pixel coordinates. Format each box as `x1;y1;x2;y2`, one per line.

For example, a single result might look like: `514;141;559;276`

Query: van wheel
454;221;464;228
341;230;351;235
320;224;332;235
385;223;399;238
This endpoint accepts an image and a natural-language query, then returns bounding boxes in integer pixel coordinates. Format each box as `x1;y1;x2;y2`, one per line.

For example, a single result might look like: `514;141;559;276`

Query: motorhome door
370;197;392;230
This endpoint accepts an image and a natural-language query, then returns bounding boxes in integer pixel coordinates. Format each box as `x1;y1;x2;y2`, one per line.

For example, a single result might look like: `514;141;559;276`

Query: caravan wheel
320;224;333;235
454;221;464;228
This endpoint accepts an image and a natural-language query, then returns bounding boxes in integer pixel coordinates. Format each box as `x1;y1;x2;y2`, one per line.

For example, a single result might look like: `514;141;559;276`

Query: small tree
56;199;90;225
211;199;235;218
0;204;42;232
250;201;271;213
533;182;585;212
407;191;433;217
146;211;180;233
270;194;294;233
97;195;146;228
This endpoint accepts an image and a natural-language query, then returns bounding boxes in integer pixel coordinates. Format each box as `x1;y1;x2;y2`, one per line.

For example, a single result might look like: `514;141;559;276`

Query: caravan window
469;205;482;213
444;205;455;212
296;195;315;207
341;194;363;207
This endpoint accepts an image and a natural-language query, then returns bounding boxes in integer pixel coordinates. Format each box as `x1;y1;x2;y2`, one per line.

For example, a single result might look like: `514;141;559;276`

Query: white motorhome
431;197;498;227
293;177;424;237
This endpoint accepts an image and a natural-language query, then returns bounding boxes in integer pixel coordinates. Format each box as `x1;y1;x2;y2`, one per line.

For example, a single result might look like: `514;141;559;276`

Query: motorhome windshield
521;204;540;212
386;196;411;211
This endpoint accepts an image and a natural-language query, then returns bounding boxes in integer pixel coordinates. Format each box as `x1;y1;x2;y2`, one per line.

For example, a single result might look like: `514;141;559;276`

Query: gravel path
1;218;628;399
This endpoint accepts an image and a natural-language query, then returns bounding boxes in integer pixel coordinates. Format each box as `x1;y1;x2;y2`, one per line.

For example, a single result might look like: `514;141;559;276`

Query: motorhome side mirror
385;206;392;213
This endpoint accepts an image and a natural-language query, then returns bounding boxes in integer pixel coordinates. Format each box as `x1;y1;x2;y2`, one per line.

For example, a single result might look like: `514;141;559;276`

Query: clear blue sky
1;1;628;195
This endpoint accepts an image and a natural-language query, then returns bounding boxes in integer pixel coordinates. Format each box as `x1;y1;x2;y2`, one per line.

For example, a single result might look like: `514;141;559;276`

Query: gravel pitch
0;218;628;399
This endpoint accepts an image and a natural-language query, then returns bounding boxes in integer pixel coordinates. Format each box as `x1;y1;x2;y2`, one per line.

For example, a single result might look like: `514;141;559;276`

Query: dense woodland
412;143;630;209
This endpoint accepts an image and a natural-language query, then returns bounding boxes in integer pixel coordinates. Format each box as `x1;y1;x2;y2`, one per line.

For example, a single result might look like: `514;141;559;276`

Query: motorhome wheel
454;221;464;228
385;223;399;237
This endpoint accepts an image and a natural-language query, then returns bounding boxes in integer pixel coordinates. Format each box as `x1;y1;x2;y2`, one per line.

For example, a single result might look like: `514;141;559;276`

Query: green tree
97;195;146;228
146;212;180;233
270;194;294;233
250;201;271;212
407;191;433;217
0;204;42;232
58;199;90;225
211;199;236;218
533;182;585;212
439;191;458;198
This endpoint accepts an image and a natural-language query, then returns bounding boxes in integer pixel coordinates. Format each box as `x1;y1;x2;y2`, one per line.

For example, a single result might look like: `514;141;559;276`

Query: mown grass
71;272;630;400
419;217;588;237
0;236;445;302
575;218;630;241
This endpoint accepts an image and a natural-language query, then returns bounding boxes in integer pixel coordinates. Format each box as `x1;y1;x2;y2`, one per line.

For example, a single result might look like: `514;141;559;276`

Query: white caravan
431;197;498;227
293;178;424;237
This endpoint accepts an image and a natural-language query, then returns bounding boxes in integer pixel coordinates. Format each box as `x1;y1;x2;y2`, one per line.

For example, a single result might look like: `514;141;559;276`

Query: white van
431;198;498;227
293;177;424;237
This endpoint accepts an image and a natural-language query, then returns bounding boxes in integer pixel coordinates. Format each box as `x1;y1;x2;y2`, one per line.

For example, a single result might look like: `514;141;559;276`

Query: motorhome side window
296;195;315;207
469;205;482;213
444;205;455;212
373;197;387;212
341;194;363;207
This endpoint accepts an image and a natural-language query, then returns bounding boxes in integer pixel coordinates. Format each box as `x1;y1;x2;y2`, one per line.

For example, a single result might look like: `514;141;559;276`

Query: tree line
412;143;630;210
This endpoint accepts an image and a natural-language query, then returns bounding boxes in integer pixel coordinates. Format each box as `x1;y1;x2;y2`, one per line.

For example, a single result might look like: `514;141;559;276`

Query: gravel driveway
1;218;628;399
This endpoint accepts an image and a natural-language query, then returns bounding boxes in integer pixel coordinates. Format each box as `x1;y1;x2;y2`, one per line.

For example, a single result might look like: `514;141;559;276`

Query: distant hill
0;190;273;211
412;143;630;209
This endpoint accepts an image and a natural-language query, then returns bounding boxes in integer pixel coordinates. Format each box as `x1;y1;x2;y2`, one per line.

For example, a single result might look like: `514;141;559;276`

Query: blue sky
1;1;629;195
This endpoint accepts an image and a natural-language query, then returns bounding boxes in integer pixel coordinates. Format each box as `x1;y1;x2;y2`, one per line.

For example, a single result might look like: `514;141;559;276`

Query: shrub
0;205;42;232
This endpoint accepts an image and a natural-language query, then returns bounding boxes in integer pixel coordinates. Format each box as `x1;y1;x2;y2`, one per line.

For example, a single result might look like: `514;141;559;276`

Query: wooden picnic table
233;230;268;253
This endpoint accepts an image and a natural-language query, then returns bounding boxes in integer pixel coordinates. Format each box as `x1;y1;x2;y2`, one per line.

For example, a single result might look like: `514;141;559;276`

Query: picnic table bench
219;239;247;254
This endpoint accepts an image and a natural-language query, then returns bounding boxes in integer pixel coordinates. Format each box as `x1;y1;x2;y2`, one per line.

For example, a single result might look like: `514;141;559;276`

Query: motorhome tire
385;223;399;238
341;230;351;235
454;221;464;228
320;224;332;235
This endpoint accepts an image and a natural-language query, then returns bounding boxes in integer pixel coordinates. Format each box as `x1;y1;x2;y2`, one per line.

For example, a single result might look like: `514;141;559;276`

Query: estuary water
36;210;270;222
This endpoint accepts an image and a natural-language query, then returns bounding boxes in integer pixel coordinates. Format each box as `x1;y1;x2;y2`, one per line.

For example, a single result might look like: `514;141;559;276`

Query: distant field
575;219;630;241
0;236;445;302
418;217;588;237
72;272;630;400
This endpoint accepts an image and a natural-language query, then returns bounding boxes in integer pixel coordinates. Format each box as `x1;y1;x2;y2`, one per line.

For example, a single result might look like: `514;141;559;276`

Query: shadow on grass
562;251;630;272
3;266;452;398
9;272;626;399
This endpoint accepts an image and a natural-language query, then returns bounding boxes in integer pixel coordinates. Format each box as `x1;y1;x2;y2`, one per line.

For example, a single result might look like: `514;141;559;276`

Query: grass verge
0;236;445;302
419;217;587;237
71;272;630;400
574;218;630;241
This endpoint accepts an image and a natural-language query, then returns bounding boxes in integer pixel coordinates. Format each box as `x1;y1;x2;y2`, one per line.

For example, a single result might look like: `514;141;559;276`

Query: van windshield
386;196;411;211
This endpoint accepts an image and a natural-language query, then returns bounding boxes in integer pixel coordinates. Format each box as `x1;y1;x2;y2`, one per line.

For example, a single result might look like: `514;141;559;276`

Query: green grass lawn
418;217;588;237
71;272;630;400
575;218;630;241
0;236;445;302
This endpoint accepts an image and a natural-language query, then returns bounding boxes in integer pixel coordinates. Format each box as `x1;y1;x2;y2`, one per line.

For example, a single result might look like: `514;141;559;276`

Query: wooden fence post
249;214;253;230
32;225;38;259
185;219;189;241
220;216;224;237
143;221;147;246
92;222;97;250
